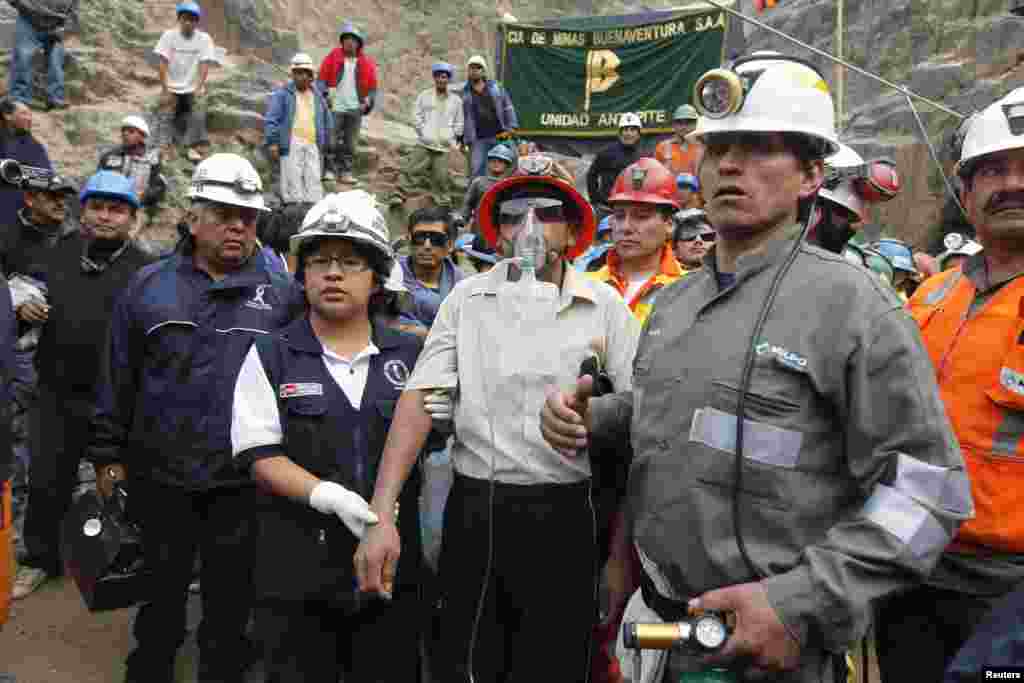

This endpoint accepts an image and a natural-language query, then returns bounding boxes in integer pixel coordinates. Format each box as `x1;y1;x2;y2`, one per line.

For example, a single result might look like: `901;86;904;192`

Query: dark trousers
333;109;362;174
124;480;255;683
257;590;421;683
22;389;90;576
875;584;997;683
437;473;596;683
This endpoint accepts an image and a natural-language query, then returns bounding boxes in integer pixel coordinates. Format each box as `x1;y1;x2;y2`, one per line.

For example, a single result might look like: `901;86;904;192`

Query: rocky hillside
2;0;1022;251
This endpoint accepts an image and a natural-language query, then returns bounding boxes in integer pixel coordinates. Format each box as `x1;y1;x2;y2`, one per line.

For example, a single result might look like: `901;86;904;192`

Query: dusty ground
0;579;264;682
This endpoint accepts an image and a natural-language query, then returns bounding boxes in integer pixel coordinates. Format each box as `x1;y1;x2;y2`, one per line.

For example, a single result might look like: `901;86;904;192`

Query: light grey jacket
591;229;972;681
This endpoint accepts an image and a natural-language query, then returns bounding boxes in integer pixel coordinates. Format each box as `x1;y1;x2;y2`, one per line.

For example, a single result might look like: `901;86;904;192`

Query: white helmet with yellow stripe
688;54;839;156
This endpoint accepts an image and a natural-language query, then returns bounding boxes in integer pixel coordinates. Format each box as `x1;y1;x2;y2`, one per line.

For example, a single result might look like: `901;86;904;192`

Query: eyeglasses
679;232;716;243
305;255;371;275
410;232;450;248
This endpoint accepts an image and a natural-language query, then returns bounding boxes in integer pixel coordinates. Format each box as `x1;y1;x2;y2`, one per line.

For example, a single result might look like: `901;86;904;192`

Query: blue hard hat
597;215;613;235
175;1;201;17
677;173;699;192
338;22;364;46
873;238;916;274
457;233;497;264
432;61;454;77
80;170;140;209
487;144;515;165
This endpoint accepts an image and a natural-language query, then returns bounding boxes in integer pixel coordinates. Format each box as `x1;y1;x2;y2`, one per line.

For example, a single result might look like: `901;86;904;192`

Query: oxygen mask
495;198;563;378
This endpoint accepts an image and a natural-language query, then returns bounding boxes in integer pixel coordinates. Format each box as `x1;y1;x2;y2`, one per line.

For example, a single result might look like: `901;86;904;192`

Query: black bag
62;483;151;612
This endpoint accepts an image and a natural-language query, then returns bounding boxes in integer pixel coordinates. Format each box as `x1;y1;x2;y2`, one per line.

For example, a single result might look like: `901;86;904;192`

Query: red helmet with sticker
608;158;680;209
477;154;596;261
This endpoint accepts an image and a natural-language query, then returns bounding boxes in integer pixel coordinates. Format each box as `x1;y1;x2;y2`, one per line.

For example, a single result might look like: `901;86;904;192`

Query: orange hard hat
608;158;680;209
478;154;596;261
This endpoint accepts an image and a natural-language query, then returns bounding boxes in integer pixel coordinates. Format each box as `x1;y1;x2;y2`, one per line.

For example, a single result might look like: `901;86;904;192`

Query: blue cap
677;173;699;192
175;1;201;17
597;215;613;235
487;144;515;164
432;61;454;77
873;238;916;274
80;170;140;209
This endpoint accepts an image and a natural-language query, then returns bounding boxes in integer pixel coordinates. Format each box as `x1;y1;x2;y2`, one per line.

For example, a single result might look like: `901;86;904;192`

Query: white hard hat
619;112;643;129
290;52;314;71
187;153;267;211
467;55;488;70
121;115;150;137
689;55;839;155
938;232;983;269
956;87;1024;177
291;191;400;290
820;143;866;219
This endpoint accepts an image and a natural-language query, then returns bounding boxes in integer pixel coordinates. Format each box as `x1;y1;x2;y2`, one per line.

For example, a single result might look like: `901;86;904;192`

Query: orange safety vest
908;268;1024;554
654;139;703;177
587;243;684;325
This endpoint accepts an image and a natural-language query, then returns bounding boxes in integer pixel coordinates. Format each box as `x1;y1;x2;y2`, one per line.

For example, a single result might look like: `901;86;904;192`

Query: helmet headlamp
1002;102;1024;136
824;159;901;202
517;154;555;177
694;69;745;119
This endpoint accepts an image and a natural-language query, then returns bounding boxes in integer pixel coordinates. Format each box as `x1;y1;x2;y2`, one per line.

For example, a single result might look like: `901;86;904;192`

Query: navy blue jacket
240;317;423;602
0;279;15;482
0;133;52;235
461;80;518;145
88;241;304;490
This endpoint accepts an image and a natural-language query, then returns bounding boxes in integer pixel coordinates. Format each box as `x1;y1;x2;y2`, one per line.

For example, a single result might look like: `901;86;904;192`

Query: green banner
500;7;728;138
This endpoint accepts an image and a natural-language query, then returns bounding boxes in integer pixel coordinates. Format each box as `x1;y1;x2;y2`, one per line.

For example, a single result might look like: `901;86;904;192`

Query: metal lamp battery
624;612;731;653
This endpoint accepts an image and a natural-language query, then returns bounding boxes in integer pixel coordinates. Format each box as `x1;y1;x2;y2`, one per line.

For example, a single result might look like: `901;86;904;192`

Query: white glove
309;481;379;539
423;389;454;422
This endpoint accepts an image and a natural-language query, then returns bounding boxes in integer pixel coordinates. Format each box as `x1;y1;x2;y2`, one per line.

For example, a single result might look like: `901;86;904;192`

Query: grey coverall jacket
591;229;973;681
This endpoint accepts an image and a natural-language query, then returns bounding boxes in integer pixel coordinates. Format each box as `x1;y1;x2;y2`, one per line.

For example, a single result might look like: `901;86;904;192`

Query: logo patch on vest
383;360;410;388
279;382;323;398
246;285;272;311
1000;367;1024;397
755;342;808;371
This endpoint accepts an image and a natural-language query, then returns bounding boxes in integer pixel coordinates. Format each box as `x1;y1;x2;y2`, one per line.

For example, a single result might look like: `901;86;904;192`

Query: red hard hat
608;158;680;209
478;155;596;261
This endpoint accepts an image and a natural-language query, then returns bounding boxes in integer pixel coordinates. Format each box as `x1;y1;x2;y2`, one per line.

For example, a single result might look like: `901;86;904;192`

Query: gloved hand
309;481;379;539
423;389;454;422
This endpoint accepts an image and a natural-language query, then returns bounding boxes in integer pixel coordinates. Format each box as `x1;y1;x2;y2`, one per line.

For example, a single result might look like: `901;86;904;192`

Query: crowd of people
0;5;1022;683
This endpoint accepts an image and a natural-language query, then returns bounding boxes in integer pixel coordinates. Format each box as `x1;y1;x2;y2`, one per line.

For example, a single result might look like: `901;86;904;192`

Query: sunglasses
411;232;450;248
679;232;716;243
498;205;567;225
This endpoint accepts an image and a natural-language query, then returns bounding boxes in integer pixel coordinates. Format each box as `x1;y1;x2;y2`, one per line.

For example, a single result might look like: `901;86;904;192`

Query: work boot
12;565;48;599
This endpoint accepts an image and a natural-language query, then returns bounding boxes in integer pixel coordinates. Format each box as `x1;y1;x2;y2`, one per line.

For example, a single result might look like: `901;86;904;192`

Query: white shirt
231;341;380;458
407;263;640;485
624;270;655;303
333;59;361;112
154;29;215;94
413;88;465;151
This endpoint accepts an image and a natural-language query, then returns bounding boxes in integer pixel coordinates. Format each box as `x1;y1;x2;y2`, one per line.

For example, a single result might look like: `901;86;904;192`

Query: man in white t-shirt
153;1;215;163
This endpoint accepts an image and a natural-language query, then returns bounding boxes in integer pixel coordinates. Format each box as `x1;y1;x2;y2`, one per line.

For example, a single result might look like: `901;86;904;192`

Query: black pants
334;109;362;174
437;473;596;683
23;390;90;576
124;480;255;683
875;584;997;683
257;590;421;683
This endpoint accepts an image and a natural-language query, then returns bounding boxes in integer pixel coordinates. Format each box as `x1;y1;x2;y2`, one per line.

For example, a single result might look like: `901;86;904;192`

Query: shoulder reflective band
688;406;803;468
861;484;950;558
894;453;972;515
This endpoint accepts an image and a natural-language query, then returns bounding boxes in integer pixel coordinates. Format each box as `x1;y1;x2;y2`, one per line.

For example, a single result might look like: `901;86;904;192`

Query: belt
639;564;690;623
